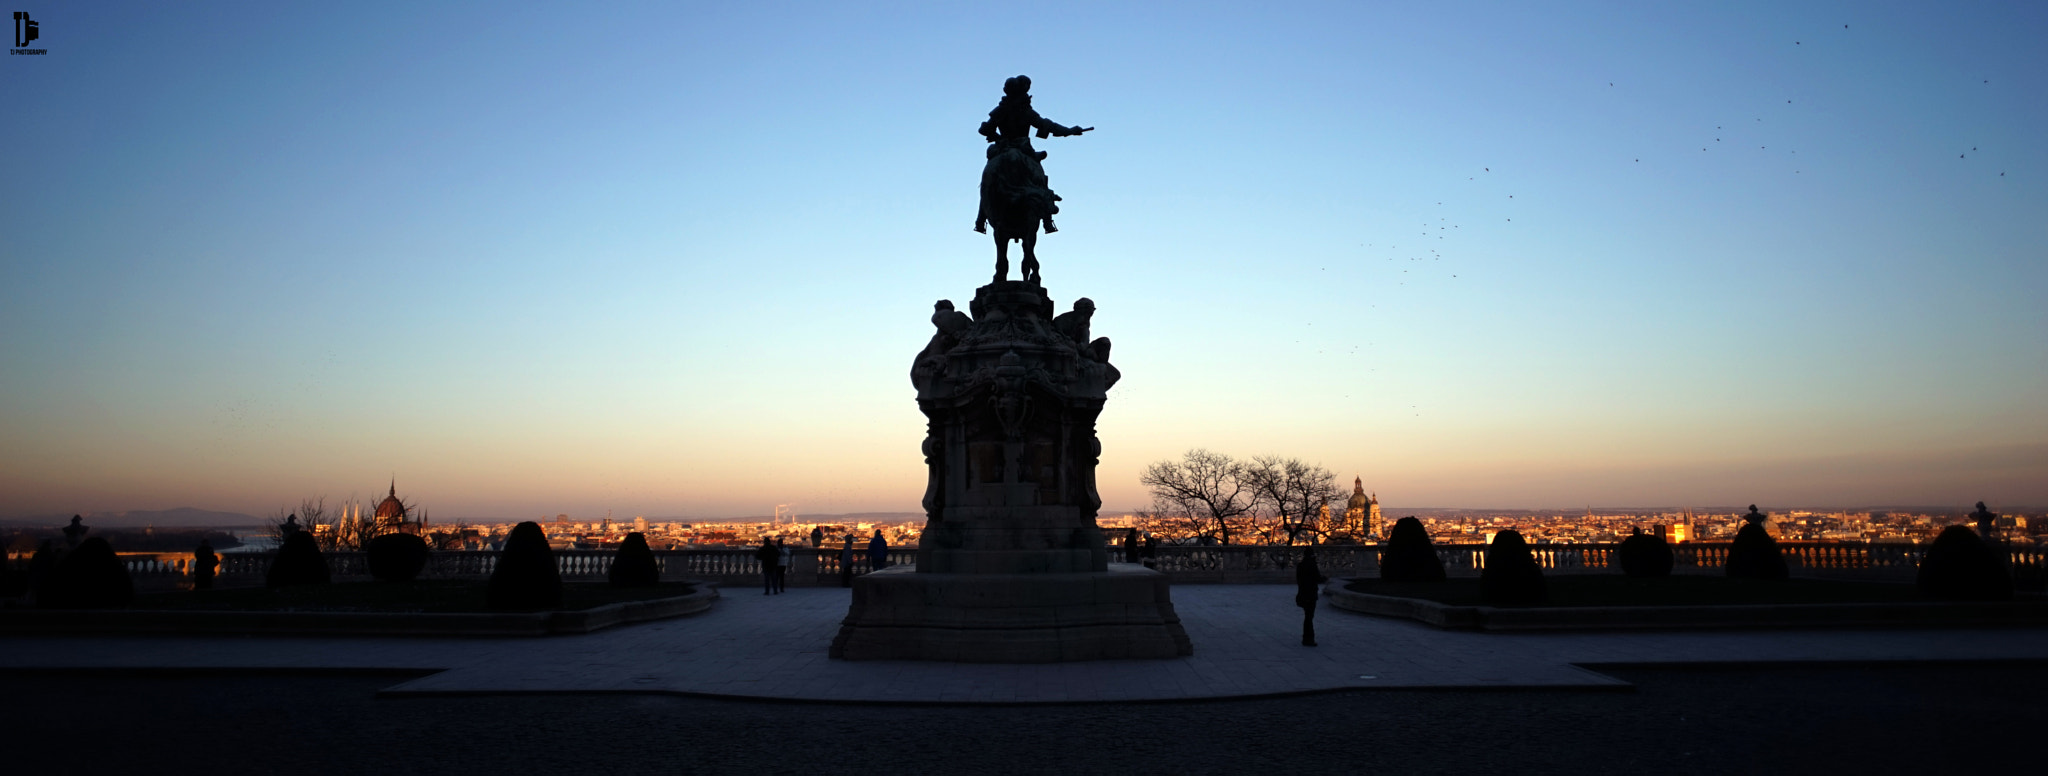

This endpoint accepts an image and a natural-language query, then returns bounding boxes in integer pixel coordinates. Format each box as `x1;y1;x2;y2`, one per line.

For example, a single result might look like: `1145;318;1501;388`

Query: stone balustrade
6;540;2039;591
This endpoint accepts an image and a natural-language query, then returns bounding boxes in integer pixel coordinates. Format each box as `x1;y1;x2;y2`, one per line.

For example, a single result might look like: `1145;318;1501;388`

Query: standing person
1124;528;1140;564
809;526;824;548
1143;531;1159;568
1296;546;1326;646
868;530;890;572
840;534;857;587
192;539;219;590
775;538;792;594
755;538;779;595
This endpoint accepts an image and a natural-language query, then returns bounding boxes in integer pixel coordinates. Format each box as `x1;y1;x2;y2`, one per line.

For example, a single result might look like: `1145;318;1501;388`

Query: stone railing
1423;541;1939;580
6;540;2036;591
89;547;924;590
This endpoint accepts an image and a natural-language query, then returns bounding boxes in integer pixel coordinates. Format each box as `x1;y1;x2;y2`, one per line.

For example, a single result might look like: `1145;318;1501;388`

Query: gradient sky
4;1;2044;520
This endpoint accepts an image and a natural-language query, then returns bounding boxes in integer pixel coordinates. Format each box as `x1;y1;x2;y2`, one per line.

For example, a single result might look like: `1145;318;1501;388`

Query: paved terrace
7;584;2047;703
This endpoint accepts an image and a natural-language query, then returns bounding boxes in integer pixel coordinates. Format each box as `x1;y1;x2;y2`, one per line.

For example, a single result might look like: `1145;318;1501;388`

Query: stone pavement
7;584;2047;703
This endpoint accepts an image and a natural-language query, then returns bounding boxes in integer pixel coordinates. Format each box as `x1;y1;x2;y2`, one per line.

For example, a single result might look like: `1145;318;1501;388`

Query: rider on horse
976;75;1091;283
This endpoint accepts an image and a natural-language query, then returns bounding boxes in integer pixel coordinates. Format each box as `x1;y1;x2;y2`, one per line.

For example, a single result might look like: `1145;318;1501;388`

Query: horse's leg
993;230;1009;283
1020;230;1040;283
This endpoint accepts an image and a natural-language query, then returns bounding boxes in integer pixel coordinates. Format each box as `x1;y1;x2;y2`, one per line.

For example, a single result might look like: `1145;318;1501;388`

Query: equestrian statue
975;75;1091;284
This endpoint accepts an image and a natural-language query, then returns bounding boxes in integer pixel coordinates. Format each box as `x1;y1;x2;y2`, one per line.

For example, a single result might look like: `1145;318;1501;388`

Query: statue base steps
830;565;1194;662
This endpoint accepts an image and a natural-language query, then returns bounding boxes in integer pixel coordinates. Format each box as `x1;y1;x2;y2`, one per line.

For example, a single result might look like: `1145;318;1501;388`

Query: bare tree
1140;449;1258;546
267;496;329;547
1244;456;1346;545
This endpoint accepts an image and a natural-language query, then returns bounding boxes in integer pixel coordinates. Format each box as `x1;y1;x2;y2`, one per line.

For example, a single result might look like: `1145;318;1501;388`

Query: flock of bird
1323;20;2007;397
1356;20;2004;296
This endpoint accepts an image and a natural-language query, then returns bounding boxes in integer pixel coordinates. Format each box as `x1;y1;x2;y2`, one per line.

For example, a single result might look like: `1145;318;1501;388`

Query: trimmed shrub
1381;517;1446;582
1724;510;1788;580
1480;530;1547;605
266;531;331;588
609;532;660;587
25;541;60;592
0;558;25;597
36;537;134;609
1617;530;1674;578
366;533;430;582
488;521;562;610
1916;525;2012;601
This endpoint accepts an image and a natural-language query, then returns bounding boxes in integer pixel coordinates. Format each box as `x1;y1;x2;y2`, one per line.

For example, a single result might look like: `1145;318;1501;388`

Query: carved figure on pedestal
1053;297;1114;363
975;75;1092;284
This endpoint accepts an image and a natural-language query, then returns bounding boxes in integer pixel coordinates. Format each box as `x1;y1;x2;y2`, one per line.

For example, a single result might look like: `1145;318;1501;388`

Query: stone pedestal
830;280;1192;661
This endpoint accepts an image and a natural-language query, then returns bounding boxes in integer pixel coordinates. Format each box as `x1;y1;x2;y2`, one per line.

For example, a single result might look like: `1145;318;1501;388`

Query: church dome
374;481;407;523
1346;477;1370;511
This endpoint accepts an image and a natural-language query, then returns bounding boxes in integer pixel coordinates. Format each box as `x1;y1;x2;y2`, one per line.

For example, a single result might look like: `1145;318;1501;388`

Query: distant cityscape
385;503;2045;552
7;500;2040;557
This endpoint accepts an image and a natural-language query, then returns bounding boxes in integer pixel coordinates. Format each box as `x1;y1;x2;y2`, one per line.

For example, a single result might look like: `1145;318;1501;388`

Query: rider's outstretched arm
1033;117;1092;139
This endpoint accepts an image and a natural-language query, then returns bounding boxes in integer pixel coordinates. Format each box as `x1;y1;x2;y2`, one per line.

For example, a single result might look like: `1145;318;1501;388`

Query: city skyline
5;2;2046;519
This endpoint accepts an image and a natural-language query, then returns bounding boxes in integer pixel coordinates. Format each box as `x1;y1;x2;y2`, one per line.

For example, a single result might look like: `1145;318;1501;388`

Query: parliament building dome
374;481;407;524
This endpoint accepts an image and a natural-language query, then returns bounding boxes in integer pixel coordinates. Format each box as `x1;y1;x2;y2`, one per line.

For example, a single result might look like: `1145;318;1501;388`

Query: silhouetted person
1144;532;1159;567
775;538;791;593
280;514;301;540
26;540;59;593
840;534;857;587
1124;528;1140;563
809;526;823;548
62;515;87;549
755;539;779;595
192;539;219;590
1971;501;1998;541
869;530;889;571
1296;546;1327;646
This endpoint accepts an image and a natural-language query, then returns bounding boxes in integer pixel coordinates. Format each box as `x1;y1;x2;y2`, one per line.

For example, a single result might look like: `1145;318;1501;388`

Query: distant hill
2;508;263;528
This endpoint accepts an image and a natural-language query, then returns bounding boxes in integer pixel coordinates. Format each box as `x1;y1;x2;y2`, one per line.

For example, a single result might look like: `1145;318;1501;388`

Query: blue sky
3;1;2044;519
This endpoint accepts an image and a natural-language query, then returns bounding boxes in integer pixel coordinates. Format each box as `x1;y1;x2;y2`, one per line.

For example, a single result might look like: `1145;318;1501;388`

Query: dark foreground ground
12;662;2041;775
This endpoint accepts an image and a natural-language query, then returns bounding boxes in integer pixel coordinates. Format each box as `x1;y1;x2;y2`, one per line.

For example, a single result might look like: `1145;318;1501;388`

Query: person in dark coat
1143;532;1159;567
840;534;857;587
192;539;219;590
1124;528;1140;564
868;530;890;571
809;526;824;548
755;539;780;595
1296;546;1327;646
